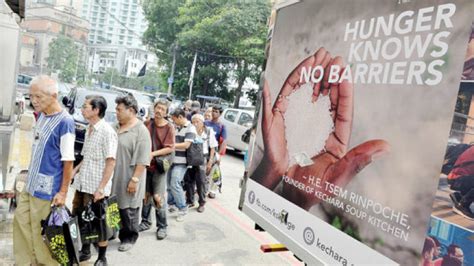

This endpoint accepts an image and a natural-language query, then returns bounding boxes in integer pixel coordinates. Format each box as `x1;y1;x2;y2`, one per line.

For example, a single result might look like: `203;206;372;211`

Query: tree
47;35;85;83
178;0;269;107
143;0;270;105
91;67;164;92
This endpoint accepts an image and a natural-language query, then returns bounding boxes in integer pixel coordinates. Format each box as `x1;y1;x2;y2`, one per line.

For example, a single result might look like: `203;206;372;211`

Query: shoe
188;202;195;208
79;251;91;262
168;205;178;213
156;228;167;240
118;242;134;252
208;192;216;199
449;192;462;206
108;230;117;241
138;222;151;232
176;209;187;222
453;203;474;220
197;205;205;213
94;257;108;266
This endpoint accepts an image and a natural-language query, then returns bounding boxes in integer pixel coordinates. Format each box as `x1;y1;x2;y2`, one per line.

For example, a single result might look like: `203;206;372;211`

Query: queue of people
13;75;227;266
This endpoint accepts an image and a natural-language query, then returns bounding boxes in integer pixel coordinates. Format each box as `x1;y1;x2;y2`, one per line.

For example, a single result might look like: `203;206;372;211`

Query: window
238;112;253;126
224;110;238;123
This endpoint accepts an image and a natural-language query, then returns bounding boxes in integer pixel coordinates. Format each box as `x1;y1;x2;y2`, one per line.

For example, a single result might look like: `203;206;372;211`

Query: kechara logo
303;227;315;245
303;227;350;266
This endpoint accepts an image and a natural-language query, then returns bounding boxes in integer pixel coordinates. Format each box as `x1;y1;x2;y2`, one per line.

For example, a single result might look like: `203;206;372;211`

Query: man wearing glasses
13;76;75;265
72;95;118;266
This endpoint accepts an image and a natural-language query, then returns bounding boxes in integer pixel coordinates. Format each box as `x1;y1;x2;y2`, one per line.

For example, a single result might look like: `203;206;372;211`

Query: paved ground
0;124;32;265
0;111;302;265
431;175;474;232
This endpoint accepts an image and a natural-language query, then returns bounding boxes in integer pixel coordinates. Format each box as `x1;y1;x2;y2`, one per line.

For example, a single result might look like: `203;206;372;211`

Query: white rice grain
284;83;334;167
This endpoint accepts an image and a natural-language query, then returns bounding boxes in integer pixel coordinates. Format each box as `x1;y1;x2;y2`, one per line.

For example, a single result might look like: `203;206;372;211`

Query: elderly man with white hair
187;113;218;213
13;75;75;265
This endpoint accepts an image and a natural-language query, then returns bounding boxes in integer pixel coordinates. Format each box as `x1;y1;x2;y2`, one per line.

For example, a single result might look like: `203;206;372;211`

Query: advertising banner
241;0;474;265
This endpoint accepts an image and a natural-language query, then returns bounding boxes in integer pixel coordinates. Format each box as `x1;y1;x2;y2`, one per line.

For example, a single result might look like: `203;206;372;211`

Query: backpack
441;143;472;175
186;131;205;166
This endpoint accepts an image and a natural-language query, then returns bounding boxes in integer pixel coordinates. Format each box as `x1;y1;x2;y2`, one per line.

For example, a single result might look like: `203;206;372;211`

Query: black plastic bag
79;197;121;244
41;206;73;265
63;216;81;264
78;201;100;245
104;195;121;232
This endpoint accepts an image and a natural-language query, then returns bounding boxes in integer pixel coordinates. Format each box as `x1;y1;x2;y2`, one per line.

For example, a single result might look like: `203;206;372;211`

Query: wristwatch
96;188;104;195
131;176;140;183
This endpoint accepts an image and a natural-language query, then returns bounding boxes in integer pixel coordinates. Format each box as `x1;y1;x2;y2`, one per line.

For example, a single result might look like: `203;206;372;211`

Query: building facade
80;0;157;76
20;2;90;75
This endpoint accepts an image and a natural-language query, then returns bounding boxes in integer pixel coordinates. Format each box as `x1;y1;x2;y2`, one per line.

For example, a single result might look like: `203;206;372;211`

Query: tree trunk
233;61;247;108
203;77;209;96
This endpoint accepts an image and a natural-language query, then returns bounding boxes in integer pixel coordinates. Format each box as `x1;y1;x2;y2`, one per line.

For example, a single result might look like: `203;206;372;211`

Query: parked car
16;73;33;99
58;82;73;103
169;99;182;113
111;86;155;119
62;87;123;162
155;92;174;101
220;108;255;152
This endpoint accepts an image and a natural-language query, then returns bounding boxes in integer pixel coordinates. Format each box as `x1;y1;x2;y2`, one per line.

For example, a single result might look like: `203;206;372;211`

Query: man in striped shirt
13;75;75;265
168;108;196;222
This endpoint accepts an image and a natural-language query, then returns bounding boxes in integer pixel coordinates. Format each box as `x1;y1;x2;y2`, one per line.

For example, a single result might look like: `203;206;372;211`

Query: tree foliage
143;0;270;106
92;67;164;92
47;35;86;83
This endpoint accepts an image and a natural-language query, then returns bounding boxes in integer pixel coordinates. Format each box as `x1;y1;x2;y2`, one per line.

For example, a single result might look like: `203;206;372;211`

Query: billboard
241;0;474;265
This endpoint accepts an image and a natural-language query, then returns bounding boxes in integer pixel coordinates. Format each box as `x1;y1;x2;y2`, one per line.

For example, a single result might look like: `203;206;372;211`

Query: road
80;151;302;265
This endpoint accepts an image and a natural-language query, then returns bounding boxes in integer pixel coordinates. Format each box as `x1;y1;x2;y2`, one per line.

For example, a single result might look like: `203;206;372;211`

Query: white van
220;108;254;152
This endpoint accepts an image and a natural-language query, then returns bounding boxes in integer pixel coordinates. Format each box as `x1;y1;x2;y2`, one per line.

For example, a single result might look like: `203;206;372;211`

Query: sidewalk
0;123;33;265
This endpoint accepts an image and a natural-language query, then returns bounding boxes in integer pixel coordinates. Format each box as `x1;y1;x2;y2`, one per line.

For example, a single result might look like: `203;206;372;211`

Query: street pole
110;68;114;88
188;52;197;100
73;48;81;84
167;43;177;96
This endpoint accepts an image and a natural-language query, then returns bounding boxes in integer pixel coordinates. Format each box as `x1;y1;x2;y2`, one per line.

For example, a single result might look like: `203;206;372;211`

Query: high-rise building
81;0;145;47
80;0;157;76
